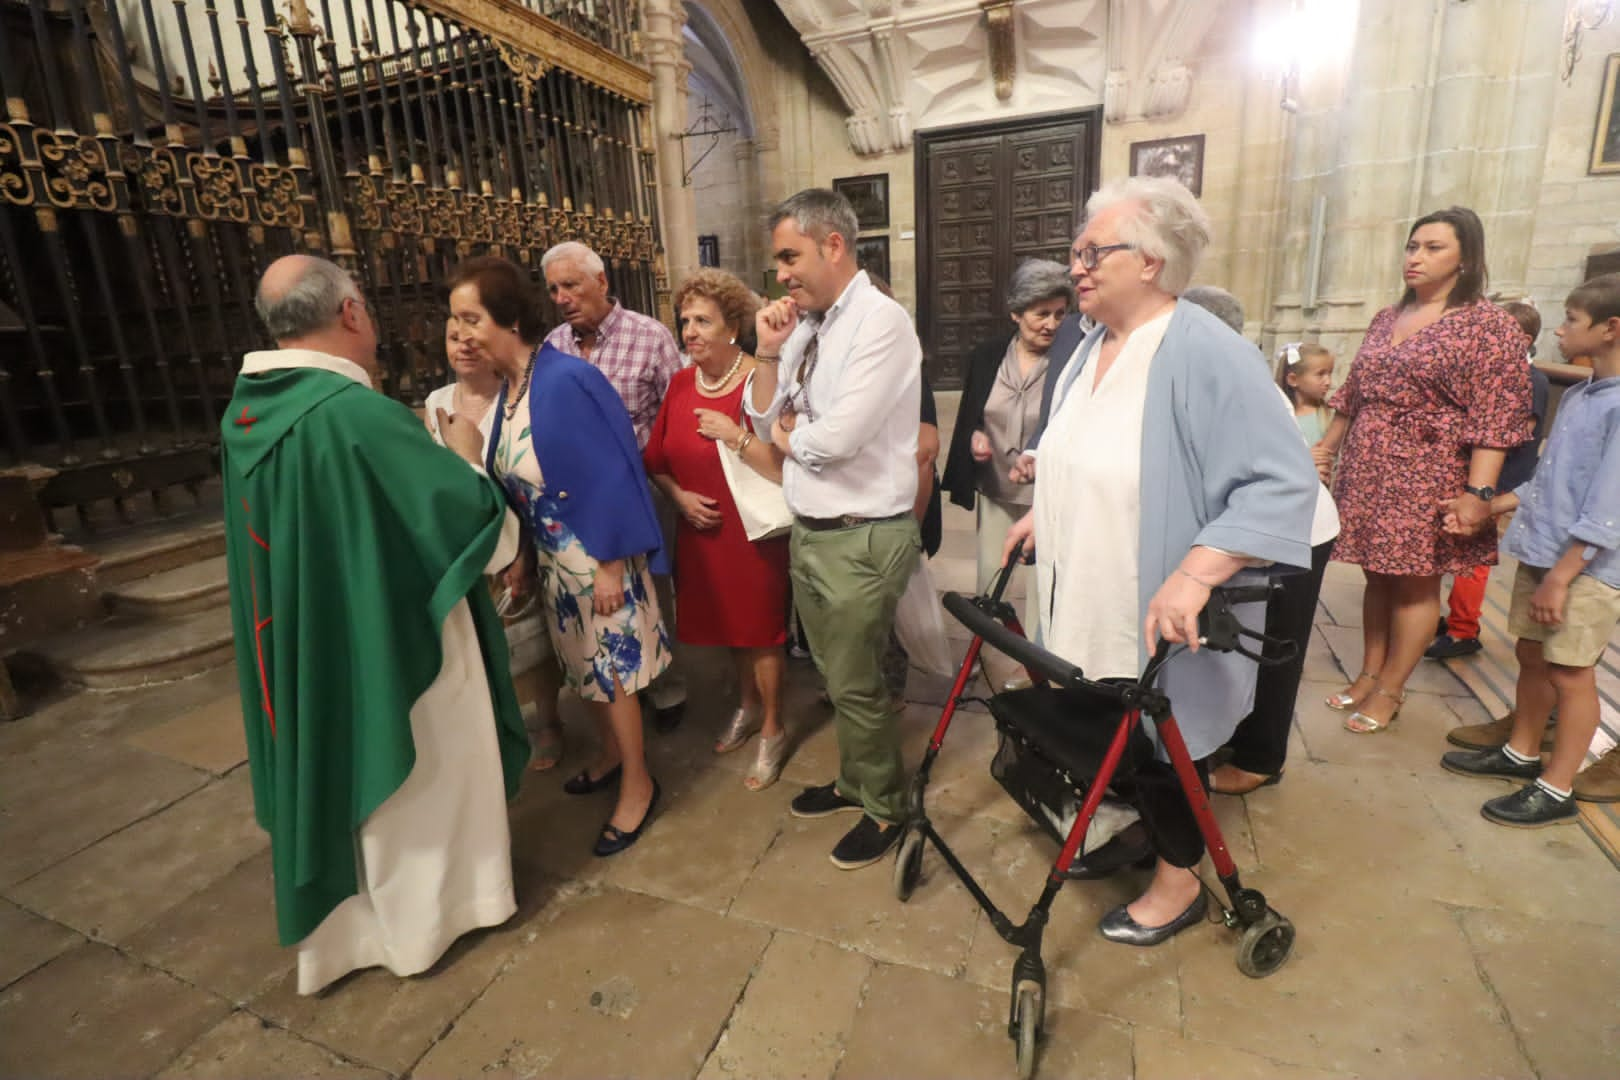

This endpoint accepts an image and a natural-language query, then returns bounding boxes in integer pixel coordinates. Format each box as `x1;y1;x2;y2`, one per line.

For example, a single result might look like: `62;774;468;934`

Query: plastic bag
892;561;957;677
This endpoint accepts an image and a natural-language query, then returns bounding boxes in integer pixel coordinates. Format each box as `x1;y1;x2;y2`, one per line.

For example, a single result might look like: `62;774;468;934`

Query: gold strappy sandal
1326;670;1378;711
1345;686;1405;734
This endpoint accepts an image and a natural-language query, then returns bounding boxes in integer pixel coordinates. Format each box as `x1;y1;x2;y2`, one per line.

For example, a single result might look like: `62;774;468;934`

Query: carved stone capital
980;0;1016;102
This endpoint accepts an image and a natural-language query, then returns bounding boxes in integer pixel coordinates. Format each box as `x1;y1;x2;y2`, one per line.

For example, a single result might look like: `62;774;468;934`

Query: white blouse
1033;311;1172;680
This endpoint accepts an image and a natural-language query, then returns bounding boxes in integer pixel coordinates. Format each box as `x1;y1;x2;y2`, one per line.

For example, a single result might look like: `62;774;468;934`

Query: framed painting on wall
854;235;890;283
1128;133;1205;196
833;174;890;230
1590;53;1620;175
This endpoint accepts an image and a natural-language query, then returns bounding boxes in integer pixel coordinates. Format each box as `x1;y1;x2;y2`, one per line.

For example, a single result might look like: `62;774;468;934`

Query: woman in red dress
644;270;793;788
1315;207;1532;733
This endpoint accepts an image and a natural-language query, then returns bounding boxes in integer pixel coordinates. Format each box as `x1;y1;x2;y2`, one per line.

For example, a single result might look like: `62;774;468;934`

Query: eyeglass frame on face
1070;241;1138;272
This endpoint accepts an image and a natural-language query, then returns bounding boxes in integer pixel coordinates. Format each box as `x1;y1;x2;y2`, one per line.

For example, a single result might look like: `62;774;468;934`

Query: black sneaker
790;782;863;819
829;816;902;870
1482;783;1578;828
1441;745;1542;782
1426;634;1483;660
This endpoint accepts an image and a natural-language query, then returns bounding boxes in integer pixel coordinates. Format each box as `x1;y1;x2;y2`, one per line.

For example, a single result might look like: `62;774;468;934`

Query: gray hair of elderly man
1179;284;1245;334
1083;176;1212;295
540;240;605;276
1005;258;1074;315
255;255;361;341
768;188;860;249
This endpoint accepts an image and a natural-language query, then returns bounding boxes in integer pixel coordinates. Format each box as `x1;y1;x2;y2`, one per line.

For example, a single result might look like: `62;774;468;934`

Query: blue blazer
486;344;669;575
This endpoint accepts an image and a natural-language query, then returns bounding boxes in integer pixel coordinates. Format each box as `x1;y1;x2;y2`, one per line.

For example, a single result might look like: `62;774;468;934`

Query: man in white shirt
749;188;923;870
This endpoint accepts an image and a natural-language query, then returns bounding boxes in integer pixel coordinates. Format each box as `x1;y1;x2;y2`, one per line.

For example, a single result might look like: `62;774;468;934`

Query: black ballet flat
563;764;622;796
593;781;661;857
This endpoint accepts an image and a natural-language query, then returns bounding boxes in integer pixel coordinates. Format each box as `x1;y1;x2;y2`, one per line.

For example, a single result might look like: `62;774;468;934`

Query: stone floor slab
833;961;1133;1080
1291;681;1478;775
696;930;871;1080
155;1011;389;1080
9;769;265;941
601;768;793;914
247;872;572;1075
414;888;771;1079
1132;1027;1362;1080
1177;875;1531;1078
124;850;293;1004
0;942;229;1079
1244;759;1496;909
0;899;79;991
125;692;248;775
0;735;207;889
1460;907;1620;1079
728;807;994;977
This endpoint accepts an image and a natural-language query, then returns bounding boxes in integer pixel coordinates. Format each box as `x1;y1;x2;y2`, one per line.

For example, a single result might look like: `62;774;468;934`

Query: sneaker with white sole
829;816;902;870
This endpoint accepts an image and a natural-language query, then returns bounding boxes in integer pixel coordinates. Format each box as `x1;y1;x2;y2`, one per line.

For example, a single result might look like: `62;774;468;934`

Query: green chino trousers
790;515;922;825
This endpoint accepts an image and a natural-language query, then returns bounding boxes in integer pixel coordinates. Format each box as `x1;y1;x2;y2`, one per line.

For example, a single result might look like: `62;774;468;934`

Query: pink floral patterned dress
1329;300;1532;576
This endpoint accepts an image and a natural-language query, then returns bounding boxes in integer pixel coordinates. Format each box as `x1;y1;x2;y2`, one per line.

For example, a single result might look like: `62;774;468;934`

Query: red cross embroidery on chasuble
234;405;259;432
242;499;275;736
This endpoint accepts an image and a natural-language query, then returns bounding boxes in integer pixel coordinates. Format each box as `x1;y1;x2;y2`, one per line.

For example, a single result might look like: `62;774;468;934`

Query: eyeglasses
1071;242;1137;271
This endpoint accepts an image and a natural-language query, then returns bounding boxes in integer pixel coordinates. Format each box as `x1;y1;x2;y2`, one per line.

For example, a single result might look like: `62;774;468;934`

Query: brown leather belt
794;512;909;532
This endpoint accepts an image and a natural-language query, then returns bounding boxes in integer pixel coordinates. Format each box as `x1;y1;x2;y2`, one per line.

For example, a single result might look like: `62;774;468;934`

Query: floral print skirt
502;474;671;703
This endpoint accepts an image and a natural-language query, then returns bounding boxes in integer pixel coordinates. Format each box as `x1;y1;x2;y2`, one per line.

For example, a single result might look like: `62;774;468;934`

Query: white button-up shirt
745;271;921;519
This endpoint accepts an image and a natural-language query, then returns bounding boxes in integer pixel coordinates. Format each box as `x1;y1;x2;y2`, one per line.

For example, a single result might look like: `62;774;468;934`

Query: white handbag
716;412;792;541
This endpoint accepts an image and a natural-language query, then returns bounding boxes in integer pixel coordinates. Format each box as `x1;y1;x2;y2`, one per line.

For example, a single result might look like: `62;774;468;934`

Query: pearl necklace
695;350;745;392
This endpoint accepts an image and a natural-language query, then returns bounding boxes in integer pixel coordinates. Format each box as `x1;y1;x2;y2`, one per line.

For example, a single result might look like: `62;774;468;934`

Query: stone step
104;556;229;619
26;607;235;691
90;515;226;590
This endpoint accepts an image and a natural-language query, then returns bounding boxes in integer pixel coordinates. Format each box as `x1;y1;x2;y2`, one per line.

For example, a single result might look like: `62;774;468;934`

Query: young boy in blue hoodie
1440;273;1620;826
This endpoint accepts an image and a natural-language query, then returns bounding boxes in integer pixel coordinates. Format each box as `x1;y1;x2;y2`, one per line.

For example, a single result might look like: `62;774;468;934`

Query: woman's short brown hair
446;255;546;343
673;268;759;340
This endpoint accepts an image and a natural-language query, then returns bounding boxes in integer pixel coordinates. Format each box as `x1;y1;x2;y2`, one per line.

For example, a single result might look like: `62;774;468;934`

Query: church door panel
916;110;1101;390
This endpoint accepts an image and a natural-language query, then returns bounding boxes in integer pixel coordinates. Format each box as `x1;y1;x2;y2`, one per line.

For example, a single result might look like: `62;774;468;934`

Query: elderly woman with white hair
942;259;1072;617
1003;178;1317;947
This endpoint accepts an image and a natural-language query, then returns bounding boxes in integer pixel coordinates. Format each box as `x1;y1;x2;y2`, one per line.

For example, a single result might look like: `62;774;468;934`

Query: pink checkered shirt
544;301;681;448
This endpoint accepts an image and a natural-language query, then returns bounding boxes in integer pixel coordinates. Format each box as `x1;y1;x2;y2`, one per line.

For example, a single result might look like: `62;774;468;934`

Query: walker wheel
1013;980;1043;1080
1236;910;1294;978
893;829;925;902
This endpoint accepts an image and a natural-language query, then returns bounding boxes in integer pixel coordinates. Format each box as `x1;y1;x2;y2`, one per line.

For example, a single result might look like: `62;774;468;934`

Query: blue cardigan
1043;301;1317;759
486;344;668;575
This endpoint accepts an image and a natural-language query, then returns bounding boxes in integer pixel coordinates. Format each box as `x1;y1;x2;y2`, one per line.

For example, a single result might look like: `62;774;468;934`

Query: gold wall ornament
980;0;1016;102
496;41;549;99
248;163;306;229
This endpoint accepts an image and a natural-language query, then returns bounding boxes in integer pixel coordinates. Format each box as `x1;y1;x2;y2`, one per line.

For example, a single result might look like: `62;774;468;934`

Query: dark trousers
1224;540;1334;776
1117;758;1211;868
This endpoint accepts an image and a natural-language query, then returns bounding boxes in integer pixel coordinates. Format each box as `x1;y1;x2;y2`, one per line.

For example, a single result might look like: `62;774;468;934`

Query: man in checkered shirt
542;241;688;729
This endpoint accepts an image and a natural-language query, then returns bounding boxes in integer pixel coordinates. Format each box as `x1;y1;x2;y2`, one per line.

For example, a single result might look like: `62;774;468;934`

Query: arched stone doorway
682;1;764;290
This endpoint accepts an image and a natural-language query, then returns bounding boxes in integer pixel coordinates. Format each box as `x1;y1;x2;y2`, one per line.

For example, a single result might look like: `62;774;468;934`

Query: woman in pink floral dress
1314;207;1532;733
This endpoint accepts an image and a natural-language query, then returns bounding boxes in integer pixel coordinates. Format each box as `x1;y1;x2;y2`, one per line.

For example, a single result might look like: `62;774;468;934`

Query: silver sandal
745;731;790;791
1326;670;1378;711
714;705;762;754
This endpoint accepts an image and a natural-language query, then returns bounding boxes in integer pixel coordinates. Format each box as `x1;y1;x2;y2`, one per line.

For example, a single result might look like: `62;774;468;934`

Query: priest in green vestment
224;255;529;995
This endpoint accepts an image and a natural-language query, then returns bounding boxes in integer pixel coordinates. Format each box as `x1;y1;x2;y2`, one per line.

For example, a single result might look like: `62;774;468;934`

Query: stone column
732;136;763;282
642;0;700;291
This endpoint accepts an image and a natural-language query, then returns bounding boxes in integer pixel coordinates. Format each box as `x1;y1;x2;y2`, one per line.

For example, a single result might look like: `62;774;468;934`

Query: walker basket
987;684;1150;846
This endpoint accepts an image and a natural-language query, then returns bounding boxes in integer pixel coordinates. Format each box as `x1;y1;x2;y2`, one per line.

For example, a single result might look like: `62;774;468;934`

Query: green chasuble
221;365;529;946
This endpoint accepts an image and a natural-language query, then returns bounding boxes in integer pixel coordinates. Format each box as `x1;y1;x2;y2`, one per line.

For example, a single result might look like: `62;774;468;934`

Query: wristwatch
1463;484;1496;501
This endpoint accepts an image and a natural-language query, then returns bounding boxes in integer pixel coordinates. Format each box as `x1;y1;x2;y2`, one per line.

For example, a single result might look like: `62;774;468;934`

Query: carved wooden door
915;111;1100;389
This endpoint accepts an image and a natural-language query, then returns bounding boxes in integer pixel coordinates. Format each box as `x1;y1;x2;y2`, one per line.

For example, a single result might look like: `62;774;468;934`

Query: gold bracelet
754;352;780;363
733;431;754;453
1177;567;1220;588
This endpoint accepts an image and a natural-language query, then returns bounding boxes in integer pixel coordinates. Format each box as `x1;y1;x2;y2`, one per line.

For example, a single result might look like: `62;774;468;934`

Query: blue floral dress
492;387;671;703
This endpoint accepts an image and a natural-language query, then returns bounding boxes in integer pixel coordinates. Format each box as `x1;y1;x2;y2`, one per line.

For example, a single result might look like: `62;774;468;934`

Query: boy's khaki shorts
1508;563;1620;667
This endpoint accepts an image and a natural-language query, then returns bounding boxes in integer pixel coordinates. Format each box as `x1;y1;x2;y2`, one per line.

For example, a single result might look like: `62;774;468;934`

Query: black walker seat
892;544;1299;1080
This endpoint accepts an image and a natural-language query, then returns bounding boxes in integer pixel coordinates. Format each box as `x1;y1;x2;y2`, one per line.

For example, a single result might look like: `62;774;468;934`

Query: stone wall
1525;16;1620;358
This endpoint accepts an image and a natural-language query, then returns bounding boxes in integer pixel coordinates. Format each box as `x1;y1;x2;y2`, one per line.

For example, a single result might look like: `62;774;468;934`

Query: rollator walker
893;543;1297;1079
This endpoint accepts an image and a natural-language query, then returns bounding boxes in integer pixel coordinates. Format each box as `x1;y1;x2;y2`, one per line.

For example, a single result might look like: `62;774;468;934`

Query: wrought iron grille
0;0;660;516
